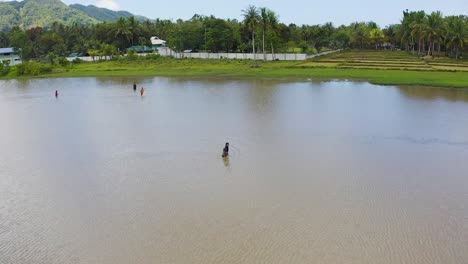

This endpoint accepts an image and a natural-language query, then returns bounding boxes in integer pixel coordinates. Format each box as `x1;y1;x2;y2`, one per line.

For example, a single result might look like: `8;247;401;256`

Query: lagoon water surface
0;77;467;264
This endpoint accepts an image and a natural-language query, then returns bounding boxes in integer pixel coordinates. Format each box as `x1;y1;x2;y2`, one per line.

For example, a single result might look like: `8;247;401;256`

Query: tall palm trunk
271;42;275;60
252;31;257;66
262;30;266;61
418;39;421;56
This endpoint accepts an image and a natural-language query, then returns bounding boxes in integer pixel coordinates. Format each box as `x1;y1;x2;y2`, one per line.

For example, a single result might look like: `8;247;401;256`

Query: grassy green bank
3;50;468;88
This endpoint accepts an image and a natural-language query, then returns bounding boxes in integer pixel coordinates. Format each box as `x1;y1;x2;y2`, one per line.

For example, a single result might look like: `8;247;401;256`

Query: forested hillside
69;4;147;23
0;0;98;30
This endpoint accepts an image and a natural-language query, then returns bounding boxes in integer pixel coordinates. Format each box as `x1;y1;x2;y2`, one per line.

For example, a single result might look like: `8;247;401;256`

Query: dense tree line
0;7;466;62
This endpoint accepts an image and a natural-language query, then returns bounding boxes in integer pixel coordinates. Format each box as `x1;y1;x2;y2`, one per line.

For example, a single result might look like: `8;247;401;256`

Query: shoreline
2;59;468;88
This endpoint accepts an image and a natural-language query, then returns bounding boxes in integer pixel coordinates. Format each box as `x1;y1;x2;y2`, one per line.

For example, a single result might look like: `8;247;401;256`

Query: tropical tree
127;16;140;46
242;5;260;65
7;26;33;60
331;28;350;49
259;7;269;61
114;17;131;51
383;24;400;50
410;11;428;56
425;11;445;56
266;10;280;58
102;43;117;59
0;31;8;47
351;22;370;48
400;10;425;54
369;28;385;49
445;16;467;59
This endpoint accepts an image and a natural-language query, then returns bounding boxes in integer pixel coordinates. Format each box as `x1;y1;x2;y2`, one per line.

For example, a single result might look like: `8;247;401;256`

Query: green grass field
4;50;468;88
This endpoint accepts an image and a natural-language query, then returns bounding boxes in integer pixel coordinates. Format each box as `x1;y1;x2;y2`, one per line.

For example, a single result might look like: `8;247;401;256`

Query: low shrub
0;62;11;76
72;58;82;64
58;57;69;67
16;61;53;76
143;53;161;60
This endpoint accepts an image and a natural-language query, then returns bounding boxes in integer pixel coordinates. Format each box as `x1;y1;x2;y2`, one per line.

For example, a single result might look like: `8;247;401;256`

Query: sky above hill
3;0;468;26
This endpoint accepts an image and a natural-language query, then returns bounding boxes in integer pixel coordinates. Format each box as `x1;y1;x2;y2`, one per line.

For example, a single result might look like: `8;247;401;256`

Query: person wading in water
133;82;137;91
55;90;58;98
140;87;145;96
222;142;229;157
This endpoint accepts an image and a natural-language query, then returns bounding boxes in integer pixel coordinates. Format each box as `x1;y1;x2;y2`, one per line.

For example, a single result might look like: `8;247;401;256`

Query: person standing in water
222;142;229;157
140;87;145;96
133;82;137;91
55;90;58;98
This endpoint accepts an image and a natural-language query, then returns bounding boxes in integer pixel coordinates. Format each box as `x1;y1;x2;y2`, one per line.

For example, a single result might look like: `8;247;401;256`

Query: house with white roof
150;36;166;50
0;47;21;66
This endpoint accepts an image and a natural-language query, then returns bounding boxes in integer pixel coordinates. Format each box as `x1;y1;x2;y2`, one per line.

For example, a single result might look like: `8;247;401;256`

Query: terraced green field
301;50;468;72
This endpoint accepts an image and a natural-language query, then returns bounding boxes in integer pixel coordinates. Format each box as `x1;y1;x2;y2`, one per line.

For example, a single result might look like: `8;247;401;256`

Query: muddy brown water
0;77;467;263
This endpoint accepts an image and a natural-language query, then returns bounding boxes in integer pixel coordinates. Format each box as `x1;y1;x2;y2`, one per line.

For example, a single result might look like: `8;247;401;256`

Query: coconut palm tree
260;7;268;61
425;11;445;56
115;17;131;50
267;10;279;59
411;21;427;56
445;16;467;59
242;5;260;65
127;16;141;46
409;11;428;56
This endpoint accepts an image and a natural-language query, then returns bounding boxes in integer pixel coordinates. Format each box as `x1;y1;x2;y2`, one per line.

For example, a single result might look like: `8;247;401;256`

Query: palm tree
445;16;467;59
351;23;369;49
128;16;140;46
425;11;445;56
242;5;260;65
384;25;399;50
400;10;425;55
267;10;279;59
411;20;427;56
260;7;268;61
409;11;428;56
115;17;131;50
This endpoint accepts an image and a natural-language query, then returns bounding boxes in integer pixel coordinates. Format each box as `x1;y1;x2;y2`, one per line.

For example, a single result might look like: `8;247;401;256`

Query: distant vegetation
0;2;466;63
0;0;97;30
0;0;145;31
69;4;148;23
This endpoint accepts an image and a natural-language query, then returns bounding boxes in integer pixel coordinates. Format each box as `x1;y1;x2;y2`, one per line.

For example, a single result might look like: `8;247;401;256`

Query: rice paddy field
300;50;468;72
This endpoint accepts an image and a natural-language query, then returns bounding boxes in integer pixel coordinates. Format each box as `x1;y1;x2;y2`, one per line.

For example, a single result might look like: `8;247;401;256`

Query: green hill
69;4;148;22
0;4;21;31
0;0;113;31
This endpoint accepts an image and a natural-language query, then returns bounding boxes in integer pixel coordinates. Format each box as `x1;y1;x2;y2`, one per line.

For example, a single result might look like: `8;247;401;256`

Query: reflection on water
398;85;468;102
222;156;230;167
0;77;467;264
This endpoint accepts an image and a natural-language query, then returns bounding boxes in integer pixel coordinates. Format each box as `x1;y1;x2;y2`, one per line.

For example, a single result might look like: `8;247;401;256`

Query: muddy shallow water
0;77;467;263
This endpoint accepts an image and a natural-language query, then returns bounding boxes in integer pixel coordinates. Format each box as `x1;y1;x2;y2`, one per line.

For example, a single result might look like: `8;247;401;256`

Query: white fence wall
66;49;342;62
66;56;113;62
158;48;308;61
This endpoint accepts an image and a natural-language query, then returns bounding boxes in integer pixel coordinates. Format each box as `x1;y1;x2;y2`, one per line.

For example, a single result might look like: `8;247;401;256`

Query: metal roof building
0;47;15;54
0;47;21;66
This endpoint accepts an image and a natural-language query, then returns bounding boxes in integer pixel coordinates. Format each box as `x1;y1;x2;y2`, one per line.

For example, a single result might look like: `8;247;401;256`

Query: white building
150;36;166;50
0;48;21;66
